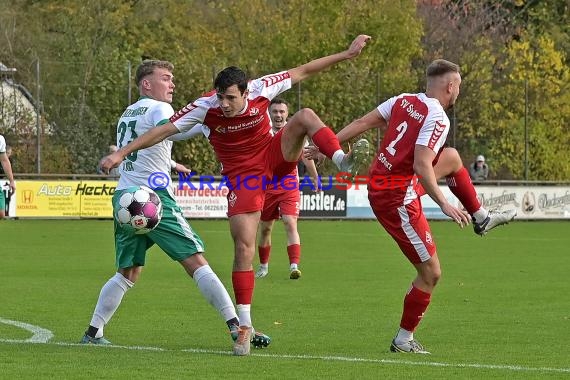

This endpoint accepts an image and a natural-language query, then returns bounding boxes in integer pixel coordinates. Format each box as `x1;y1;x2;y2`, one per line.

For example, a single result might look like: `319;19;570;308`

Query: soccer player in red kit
333;59;515;354
99;34;371;355
256;98;319;280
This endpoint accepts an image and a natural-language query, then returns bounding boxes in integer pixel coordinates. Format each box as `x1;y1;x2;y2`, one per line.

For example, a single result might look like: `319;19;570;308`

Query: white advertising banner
347;185;570;220
172;181;229;218
476;185;570;219
346;186;460;219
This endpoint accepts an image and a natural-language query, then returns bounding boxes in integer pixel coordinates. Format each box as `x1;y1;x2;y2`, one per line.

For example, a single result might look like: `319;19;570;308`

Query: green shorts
112;189;205;269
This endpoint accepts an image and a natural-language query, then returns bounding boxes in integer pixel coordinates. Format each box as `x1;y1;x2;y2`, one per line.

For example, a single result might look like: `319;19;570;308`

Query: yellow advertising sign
77;181;116;218
15;180;116;218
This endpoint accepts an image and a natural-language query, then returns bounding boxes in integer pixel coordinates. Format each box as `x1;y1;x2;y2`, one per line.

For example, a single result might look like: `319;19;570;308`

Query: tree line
0;0;568;180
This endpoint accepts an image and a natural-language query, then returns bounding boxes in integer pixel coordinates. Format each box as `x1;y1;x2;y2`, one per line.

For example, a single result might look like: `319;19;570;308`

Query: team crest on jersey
249;107;260;116
425;231;433;245
228;191;237;207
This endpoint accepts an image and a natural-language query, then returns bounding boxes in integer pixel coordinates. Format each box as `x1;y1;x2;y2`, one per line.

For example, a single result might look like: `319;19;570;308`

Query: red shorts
368;192;436;264
226;129;298;217
260;189;300;221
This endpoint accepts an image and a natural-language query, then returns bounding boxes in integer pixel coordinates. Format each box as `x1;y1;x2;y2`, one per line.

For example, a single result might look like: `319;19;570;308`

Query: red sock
400;284;431;332
232;270;254;305
311;127;342;159
446;167;481;215
287;244;301;265
258;245;271;265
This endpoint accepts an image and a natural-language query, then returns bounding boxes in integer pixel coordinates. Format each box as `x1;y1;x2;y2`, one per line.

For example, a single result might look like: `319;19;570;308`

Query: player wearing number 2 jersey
82;60;241;350
335;59;515;354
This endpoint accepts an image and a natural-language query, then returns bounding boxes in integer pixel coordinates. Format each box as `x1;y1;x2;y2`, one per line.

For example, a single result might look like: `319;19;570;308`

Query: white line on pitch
0;317;54;343
182;348;570;373
0;338;568;374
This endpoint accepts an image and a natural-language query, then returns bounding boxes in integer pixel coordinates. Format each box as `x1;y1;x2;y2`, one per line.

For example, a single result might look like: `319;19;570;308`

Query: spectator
469;155;489;181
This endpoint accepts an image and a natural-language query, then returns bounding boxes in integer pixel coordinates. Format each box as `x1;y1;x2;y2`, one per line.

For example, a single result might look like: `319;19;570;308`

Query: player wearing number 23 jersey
116;97;176;194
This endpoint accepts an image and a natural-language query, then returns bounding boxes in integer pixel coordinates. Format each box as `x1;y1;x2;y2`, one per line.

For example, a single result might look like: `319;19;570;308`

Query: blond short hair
426;59;460;78
135;60;174;86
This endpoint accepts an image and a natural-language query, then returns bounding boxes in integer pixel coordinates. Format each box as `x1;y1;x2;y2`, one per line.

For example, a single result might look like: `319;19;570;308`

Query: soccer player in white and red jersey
333;59;515;354
255;98;319;280
99;34;371;355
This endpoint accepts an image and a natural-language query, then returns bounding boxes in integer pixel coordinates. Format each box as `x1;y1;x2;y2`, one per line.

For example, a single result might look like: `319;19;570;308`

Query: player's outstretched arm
99;122;179;173
168;124;204;141
288;35;371;84
337;108;387;145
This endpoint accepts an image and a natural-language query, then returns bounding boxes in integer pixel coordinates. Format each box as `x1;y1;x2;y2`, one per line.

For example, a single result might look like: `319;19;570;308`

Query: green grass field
0;219;569;379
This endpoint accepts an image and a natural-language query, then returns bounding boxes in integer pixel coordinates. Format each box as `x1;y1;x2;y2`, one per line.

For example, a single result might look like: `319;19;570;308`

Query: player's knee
284;225;297;237
297;108;316;118
441;147;462;168
260;223;273;236
419;266;441;288
234;239;255;256
427;269;442;287
293;108;318;126
432;270;442;286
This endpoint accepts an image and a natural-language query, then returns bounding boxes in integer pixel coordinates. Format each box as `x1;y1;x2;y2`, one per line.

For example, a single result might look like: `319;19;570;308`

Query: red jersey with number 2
368;93;450;207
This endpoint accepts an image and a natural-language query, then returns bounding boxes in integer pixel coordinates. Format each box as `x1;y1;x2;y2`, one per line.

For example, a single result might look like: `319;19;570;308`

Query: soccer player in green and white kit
81;60;250;354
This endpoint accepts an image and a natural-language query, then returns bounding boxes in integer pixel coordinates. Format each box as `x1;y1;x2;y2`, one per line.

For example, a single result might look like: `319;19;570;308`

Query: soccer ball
115;186;162;234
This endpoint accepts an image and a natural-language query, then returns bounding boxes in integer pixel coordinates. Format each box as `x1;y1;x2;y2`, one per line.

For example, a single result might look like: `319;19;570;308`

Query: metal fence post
127;60;132;105
36;59;41;174
524;79;528;180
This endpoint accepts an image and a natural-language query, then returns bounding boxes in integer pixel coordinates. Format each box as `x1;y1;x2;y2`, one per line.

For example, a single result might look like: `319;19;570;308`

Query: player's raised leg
433;147;516;235
280;108;369;176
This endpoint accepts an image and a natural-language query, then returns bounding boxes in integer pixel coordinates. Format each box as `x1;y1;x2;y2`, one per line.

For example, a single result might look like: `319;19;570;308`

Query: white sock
473;208;489;224
90;272;133;337
193;265;238;322
259;263;268;271
236;304;252;327
395;328;413;345
332;150;345;169
290;263;298;270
